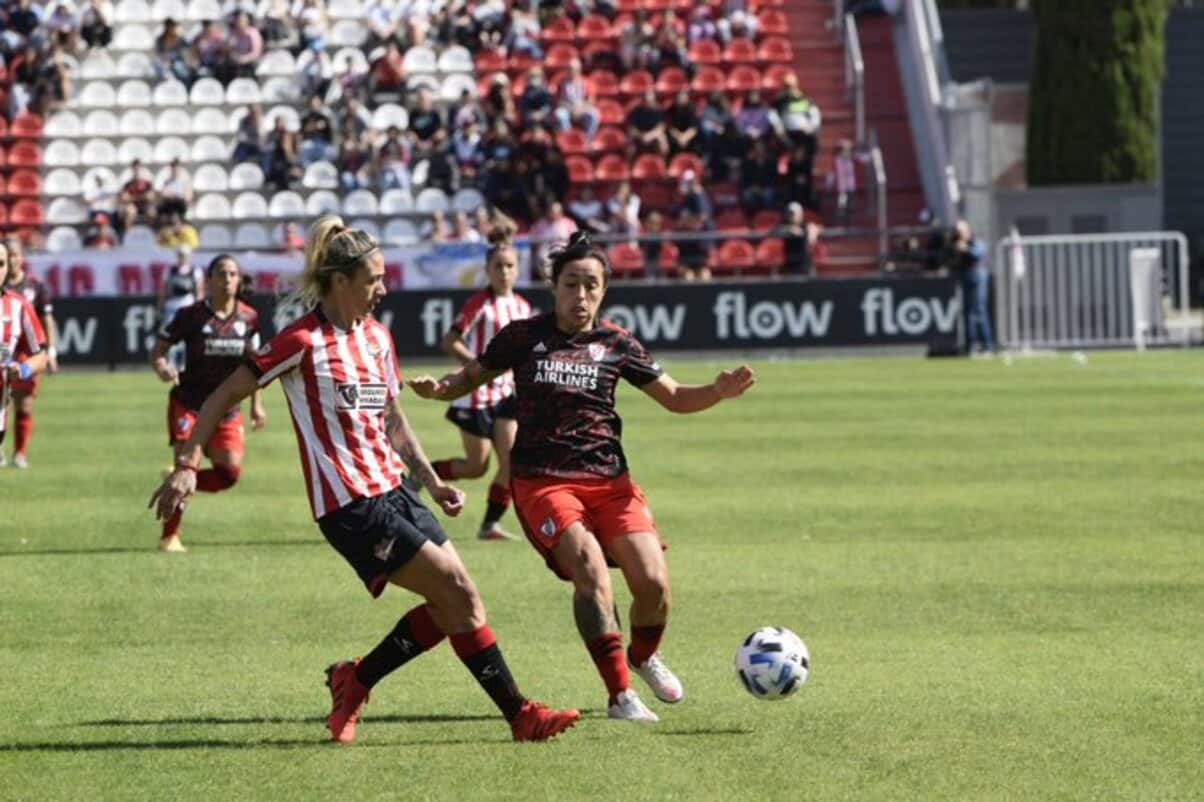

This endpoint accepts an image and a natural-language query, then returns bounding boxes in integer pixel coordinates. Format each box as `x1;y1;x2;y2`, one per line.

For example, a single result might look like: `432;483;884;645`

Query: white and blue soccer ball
735;627;810;700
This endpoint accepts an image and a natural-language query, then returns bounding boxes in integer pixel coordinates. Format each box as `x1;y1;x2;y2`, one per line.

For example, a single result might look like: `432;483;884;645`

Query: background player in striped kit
429;224;533;541
149;216;579;743
150;254;267;553
1;236;56;469
0;240;49;462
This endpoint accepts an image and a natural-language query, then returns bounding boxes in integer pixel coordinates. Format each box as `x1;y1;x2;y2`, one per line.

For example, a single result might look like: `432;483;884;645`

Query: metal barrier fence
991;231;1192;351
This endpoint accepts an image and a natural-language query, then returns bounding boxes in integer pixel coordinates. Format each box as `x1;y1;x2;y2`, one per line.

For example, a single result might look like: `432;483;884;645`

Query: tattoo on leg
573;592;617;642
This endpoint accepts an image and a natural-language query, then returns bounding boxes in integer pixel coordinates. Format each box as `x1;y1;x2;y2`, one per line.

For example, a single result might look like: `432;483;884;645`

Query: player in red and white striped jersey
2;236;56;469
149;216;578;744
430;227;534;541
0;240;49;463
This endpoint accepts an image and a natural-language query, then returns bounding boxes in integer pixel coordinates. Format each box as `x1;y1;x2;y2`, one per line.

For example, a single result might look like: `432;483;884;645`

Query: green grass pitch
1;352;1201;801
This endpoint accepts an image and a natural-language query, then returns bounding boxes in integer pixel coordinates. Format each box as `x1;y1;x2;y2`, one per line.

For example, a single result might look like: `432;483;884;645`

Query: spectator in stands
154;18;195;85
704;121;744;183
402;0;438;47
451;88;487;130
157;159;194;219
5;0;42;46
519;66;555;130
337;131;372;189
442;1;480;51
607;180;642;238
79;0;113;49
827;140;858;225
452;118;484;183
41;43;75;110
427;210;451;243
627;88;669;157
649;19;690;75
264;117;303;192
157;212;200;250
233;105;265;165
667;89;700;155
529;200;579;278
280;220;305;254
193;19;229;81
408;88;445;143
947;219;994;354
735;89;773;141
226;11;263;81
298;40;334;100
415;129;460;193
699;91;733;146
375;124;412;191
678;170;713;226
568;186;608;234
45;3;79;52
740;139;778;214
639;209;666;278
84;213;118;250
294;0;329;52
688;0;719;43
337;95;374;140
369;40;406;98
531;139;569;205
118;160;158;231
782;140;815;209
365;0;404;50
506;1;544;59
300;94;338;166
554;58;599;138
84;172;119;225
717;7;759;44
675;210;712;281
258;0;296;48
773;202;812;276
482;74;517;127
770;74;821;173
619;9;655;71
449;210;482;243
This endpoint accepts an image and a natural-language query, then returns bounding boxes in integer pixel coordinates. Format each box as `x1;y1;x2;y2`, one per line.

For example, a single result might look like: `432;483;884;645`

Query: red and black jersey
478;312;664;480
158;300;260;410
6;274;52;319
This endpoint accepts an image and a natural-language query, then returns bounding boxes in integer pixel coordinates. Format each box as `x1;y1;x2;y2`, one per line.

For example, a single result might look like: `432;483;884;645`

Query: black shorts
317;484;448;598
444;396;516;440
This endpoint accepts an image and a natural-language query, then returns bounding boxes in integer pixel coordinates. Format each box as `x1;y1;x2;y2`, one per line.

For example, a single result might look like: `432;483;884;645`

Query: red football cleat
325;659;369;743
509;700;581;742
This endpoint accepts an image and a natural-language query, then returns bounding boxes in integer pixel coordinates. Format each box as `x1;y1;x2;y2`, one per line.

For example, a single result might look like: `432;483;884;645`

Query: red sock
162;508;182;539
587;633;629;704
450;624;496;658
13;411;32;455
432;459;455;481
628;624;665;668
404;604;446;650
196;464;240;492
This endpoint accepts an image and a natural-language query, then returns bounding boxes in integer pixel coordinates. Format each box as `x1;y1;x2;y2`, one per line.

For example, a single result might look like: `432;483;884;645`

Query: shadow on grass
661;727;754;736
83;713;500;727
0;736;493;753
0;540;320;557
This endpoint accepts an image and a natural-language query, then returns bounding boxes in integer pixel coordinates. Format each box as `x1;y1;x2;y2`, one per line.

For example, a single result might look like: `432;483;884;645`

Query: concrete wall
994;185;1162;239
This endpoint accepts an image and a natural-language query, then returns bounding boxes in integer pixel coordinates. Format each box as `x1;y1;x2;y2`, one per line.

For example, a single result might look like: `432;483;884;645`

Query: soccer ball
735;627;810;700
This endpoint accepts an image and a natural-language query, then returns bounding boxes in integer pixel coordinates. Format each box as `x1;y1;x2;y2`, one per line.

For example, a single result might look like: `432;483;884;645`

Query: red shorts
511;473;664;581
166;396;245;453
10;375;40;397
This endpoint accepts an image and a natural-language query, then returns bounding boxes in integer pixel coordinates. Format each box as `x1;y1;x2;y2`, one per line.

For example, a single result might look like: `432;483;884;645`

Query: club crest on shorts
177;417;191;433
588;343;606;362
540;517;557;539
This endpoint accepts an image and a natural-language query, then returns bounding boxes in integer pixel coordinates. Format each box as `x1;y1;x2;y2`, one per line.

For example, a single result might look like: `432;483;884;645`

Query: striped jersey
0;290;47;430
449;288;533;410
245;309;405;520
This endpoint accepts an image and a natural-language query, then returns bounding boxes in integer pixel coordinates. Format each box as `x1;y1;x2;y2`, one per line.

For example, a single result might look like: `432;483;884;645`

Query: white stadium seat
79;81;117;108
305;190;341;216
194;193;232;221
383;219;419;246
269;191;305;218
153;137;190;164
452;188;485;213
302;161;339;190
192;107;229;135
415;187;450;214
118;138;154;165
45;111;82;138
256;50;295;78
83;109;120;136
191;135;229;162
47;226;83;253
152;0;187;21
342;189;379;217
117;79;152;108
45;169;83;196
261;76;298;104
119;108;155;136
118;52;155;79
406;74;439;95
349;219;380;240
333;47;369;77
372;104;409;132
199;224;234;249
116;0;153;22
155;107;192;136
226;78;261;105
192;163;228;192
114;24;151;51
123;225;158;249
80;50;118;80
232;192;269;219
153;80;189;106
379;189;413;215
265;105;301;132
234;223;270;249
83;167;119;191
44;140;82;167
437;46;474;74
47;198;88;225
186;0;221;21
330;20;367;47
403;46;438;75
228;162;265;191
328;0;363;20
440;73;478;102
81;139;118;166
189;78;225;106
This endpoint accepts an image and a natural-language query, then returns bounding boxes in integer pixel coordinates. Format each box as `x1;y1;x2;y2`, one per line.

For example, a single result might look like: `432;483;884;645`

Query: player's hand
47;352;59;374
251;403;267;430
714;365;755;400
149;468;197;521
430;484;465;517
406;376;444;400
155;364;179;385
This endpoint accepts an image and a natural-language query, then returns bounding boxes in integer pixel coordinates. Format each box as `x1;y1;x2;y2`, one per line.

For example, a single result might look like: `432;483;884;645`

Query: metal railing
844;13;866;146
870;145;888;257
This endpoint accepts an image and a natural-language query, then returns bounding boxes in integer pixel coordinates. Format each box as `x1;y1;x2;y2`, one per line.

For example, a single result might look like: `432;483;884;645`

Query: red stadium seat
9;113;43;140
715;209;749;232
608;242;645;278
5;170;41;197
6;141;41;168
752;209;781;231
617;0;640;11
595;154;630;182
755;238;785;271
649;12;685;35
578;14;614;42
658;240;680;275
590;70;620;97
655;67;687;96
546;43;579;69
474;49;507;72
620;70;654;97
567;155;594;184
118;265;145;295
542;15;577;43
507;52;540;73
758;37;794;64
668;152;704;179
722;39;757;64
762;65;798;93
591;125;628;154
0;202;7;227
69;266;96;295
714;239;756;274
581;41;614;70
0;116;8;139
726;65;760;93
556;129;589;155
632;153;667;180
689;39;722;66
691;66;725;96
9;200;43;226
757;9;789;36
596;97;625;125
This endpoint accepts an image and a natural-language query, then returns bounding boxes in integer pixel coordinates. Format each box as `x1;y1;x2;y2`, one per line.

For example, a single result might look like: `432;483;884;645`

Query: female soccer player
408;232;755;722
149;216;579;743
428;226;533;541
156;245;204;369
1;236;56;469
0;240;49;461
150;254;267;553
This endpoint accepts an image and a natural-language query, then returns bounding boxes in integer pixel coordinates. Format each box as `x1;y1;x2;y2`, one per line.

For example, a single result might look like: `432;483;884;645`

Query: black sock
357;616;431;689
461;644;524;721
481;500;507;529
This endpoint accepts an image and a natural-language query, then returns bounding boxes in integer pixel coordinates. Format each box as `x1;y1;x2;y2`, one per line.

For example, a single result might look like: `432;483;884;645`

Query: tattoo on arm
387;403;439;489
573;592;618;642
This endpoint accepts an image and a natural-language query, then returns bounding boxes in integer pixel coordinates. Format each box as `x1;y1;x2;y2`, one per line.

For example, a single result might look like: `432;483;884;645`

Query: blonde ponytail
291;214;381;308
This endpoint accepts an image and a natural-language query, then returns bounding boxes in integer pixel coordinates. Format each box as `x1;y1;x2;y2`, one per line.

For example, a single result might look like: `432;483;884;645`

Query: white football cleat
629;652;684;704
607;689;659;722
11;453;28;469
158;535;188;553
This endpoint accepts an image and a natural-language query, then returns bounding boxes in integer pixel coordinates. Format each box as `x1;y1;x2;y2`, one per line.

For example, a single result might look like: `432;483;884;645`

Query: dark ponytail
548;231;611;285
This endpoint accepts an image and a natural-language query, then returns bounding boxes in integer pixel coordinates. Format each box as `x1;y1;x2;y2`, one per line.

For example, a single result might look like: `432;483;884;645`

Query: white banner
25;241;532;297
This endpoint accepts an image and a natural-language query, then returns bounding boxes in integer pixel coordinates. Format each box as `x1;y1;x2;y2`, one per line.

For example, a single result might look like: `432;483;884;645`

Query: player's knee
632;572;671;613
571;548;611;599
216;463;241;488
432;565;484;626
462;455;490;479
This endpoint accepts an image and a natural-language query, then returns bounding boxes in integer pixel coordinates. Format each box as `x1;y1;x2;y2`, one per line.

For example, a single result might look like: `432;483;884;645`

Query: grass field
2;352;1202;801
